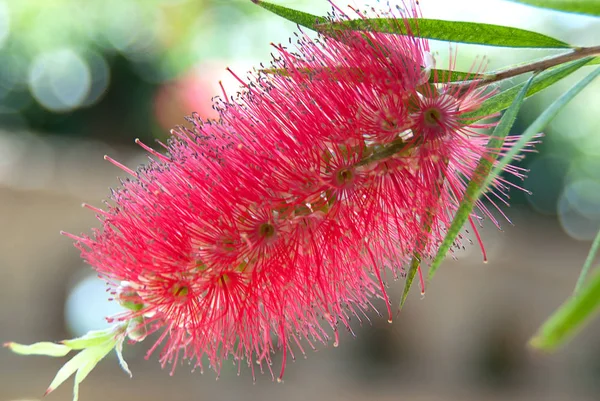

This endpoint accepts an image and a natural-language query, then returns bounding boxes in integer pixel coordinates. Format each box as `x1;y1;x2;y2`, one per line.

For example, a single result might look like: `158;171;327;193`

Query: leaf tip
527;335;552;353
44;387;54;397
399;290;410;310
398;299;407;310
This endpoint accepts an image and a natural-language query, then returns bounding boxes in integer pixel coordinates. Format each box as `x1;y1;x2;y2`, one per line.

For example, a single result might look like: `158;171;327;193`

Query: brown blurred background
1;1;600;400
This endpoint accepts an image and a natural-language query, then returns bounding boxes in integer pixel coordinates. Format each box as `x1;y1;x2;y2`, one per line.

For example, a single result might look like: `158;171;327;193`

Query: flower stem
355;140;411;167
466;45;600;87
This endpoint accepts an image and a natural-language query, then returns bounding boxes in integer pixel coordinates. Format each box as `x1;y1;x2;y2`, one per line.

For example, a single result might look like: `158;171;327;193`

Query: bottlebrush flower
47;0;535;392
66;120;381;381
247;3;536;282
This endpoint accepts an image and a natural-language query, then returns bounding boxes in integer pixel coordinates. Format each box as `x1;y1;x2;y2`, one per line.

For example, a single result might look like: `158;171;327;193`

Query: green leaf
71;341;116;401
475;61;600;300
464;57;595;121
575;229;600;294
45;348;91;397
588;57;600;65
483;65;600;197
530;267;600;351
45;339;116;401
434;69;484;82
61;328;115;350
115;337;132;378
4;341;71;357
508;0;600;17
251;0;571;48
262;67;482;83
400;173;445;309
251;0;327;30
329;18;571;49
490;66;600;350
6;325;134;401
400;254;421;308
428;74;536;280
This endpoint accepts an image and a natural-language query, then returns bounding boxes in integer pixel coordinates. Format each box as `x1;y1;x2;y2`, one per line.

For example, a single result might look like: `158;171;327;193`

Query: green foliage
530;267;600;350
330;18;571;48
588;57;600;65
62;329;119;350
484;65;600;193
252;0;571;48
427;75;536;280
5;326;132;401
574;230;600;294
483;65;600;350
401;253;422;308
508;0;600;16
530;227;600;351
251;0;327;29
48;340;116;401
434;69;484;82
262;67;482;83
4;341;71;357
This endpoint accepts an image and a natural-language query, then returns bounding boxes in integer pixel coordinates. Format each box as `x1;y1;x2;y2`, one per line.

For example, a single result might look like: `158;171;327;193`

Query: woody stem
469;45;600;87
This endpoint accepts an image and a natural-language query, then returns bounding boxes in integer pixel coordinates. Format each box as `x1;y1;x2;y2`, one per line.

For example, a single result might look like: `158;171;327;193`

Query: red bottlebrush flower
67;118;380;380
63;0;537;385
223;3;535;291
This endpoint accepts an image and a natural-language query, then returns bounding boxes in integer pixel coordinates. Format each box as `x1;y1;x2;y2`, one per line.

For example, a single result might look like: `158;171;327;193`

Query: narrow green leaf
115;337;133;378
588;57;600;65
434;69;484;82
61;328;115;350
262;67;481;83
428;74;536;280
464;57;594;121
251;0;571;48
46;348;95;396
251;0;326;30
400;176;444;309
330;18;571;48
46;340;115;401
400;255;421;308
530;267;600;351
4;341;71;357
483;65;600;197
575;229;600;294
488;66;600;350
72;341;116;401
509;0;600;17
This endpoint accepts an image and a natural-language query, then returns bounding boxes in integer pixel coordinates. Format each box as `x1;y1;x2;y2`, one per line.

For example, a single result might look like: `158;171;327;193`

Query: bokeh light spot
524;156;569;215
0;1;9;49
81;51;110;107
28;48;92;112
563;179;600;219
558;180;600;241
65;273;125;337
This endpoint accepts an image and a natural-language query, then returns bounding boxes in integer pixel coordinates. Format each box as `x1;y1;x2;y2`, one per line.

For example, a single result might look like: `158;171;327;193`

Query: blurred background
1;0;600;400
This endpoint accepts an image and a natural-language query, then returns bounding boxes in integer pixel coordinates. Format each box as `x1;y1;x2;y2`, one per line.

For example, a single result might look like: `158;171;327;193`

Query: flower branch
466;45;600;87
